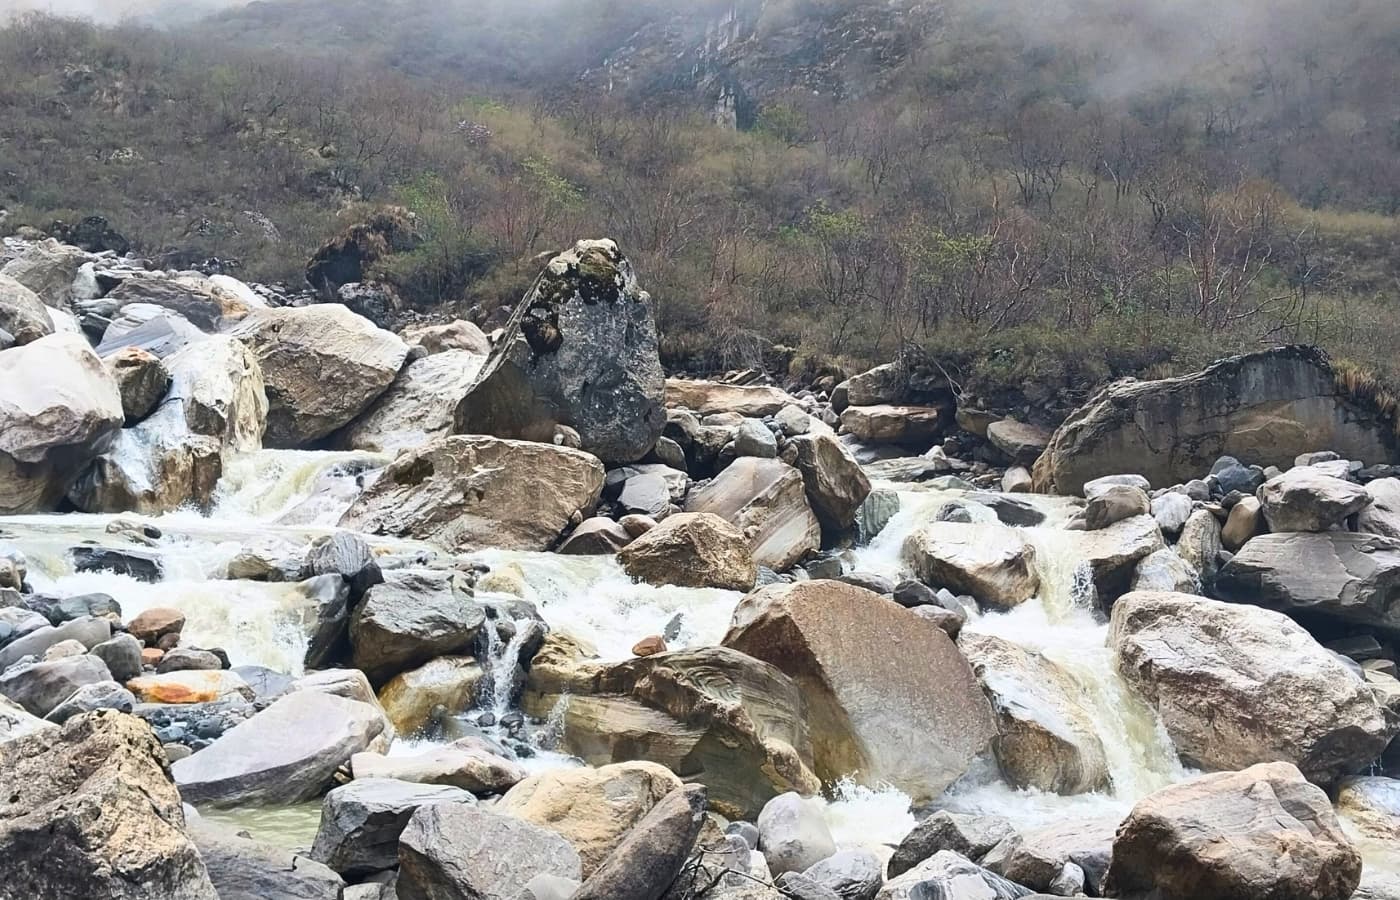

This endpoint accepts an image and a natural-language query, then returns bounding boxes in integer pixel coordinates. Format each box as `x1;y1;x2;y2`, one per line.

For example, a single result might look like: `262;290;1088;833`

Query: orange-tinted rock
141;648;165;667
631;636;667;657
127;670;253;705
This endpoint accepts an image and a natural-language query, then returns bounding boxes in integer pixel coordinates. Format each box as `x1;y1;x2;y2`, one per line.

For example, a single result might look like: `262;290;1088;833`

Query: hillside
1;0;1399;408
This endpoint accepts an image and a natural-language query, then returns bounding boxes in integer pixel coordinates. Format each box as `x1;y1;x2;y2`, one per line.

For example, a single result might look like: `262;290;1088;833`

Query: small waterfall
475;608;544;721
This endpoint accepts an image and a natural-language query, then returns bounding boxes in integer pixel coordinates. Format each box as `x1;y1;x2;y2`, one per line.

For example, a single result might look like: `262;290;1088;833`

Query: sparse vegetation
2;1;1399;410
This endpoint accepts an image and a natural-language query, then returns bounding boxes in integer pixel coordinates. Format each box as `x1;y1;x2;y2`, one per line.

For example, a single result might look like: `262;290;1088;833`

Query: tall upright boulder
455;240;665;464
230;304;407;447
0;333;124;513
1034;347;1400;495
722;580;995;801
685;458;821;571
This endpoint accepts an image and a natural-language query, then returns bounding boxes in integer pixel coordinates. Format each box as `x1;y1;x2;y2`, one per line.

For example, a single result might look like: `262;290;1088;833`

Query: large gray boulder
888;811;1014;879
340;435;604;552
0;332;124;513
172;690;388;806
0;653;112;717
0;695;54;746
1358;477;1400;539
685;458;821;570
0;711;218;899
0;239;87;307
961;634;1110;795
981;817;1117;894
757;792;837;877
341;348;486;454
0;273;53;345
397;803;582;900
230;304;407;447
723;581;995;803
1257;467;1371;532
1109;592;1395;784
310;777;476;877
877;850;1030;900
1215;531;1400;632
1103;762;1361;900
455;240;665;464
1034;346;1400;495
349;569;485;684
187;816;343;900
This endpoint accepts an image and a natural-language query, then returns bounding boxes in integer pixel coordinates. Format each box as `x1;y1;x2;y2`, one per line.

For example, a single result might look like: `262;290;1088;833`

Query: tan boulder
0;239;87;307
559;516;634;554
1337;776;1400;846
340;348;486;454
496;761;683;876
1104;762;1361;900
664;379;799;417
1110;591;1395;784
377;656;484;736
0;711;217;899
986;418;1050;466
903;522;1039;608
961;633;1110;795
839;404;944;444
684;458;820;571
401;319;491;356
0;333;123;514
127;607;186;644
522;643;819;819
351;742;526;795
230;304;407;447
1221;495;1262;550
1034;346;1400;495
617;512;757;591
340;435;604;552
1072;513;1165;601
722;580;995;802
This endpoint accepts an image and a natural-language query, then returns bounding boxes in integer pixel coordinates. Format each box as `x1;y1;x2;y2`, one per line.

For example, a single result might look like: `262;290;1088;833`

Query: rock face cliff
582;0;936;126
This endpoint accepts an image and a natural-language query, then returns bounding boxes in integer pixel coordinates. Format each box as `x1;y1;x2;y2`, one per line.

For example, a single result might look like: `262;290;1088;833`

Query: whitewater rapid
0;450;1190;851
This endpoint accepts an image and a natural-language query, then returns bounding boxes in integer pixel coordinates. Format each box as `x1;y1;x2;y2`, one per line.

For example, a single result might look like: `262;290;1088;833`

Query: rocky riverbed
1;234;1398;899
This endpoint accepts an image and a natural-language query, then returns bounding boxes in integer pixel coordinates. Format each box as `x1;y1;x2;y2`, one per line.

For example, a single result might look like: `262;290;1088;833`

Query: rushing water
0;452;1374;868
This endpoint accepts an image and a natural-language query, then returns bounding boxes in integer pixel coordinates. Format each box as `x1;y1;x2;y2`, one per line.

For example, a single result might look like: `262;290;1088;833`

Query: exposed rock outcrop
1034;347;1400;495
455;240;665;464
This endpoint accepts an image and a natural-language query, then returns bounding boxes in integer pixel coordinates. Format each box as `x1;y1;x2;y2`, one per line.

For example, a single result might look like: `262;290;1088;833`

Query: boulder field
1;234;1400;899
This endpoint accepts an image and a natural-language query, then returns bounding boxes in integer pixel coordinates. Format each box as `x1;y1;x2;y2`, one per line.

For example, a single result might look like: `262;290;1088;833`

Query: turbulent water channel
2;446;1392;879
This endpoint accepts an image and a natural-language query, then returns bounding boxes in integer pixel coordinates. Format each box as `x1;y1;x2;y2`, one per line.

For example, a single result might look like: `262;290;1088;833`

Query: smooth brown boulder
722;580;995;802
789;431;871;533
1257;467;1371;532
0;332;124;514
0;710;217;899
839;404;944;444
572;784;708;900
105;346;171;424
340;435;604;552
128;607;186;645
961;633;1110;795
618;512;757;591
1103;762;1361;900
